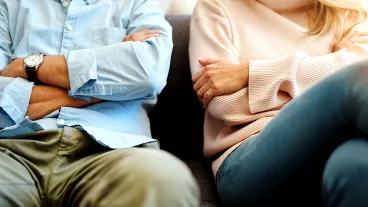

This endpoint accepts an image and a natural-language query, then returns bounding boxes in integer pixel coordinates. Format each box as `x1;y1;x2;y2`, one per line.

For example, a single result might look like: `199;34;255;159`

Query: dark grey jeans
217;60;368;207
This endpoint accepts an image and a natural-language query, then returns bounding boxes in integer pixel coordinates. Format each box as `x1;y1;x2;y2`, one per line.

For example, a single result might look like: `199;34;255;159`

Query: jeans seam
223;140;257;173
216;167;227;194
216;140;256;193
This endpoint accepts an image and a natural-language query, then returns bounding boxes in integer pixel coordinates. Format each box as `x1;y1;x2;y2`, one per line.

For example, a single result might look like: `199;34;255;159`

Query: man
0;0;199;206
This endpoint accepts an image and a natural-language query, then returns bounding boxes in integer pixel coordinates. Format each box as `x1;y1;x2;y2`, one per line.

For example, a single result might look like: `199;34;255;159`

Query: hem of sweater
211;135;259;179
212;141;244;178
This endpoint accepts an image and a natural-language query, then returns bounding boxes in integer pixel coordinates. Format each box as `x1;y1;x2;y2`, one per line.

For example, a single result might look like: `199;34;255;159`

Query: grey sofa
149;15;220;206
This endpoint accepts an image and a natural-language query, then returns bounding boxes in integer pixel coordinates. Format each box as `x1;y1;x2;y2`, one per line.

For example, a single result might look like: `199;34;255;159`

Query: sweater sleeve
248;21;368;114
189;0;239;76
189;0;261;126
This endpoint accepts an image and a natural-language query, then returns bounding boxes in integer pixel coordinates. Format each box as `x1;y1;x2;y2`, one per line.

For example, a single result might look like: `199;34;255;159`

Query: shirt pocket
93;27;127;49
13;29;59;58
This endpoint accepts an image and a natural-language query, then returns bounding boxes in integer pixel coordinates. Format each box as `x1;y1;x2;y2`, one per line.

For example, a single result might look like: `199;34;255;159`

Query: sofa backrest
149;15;205;159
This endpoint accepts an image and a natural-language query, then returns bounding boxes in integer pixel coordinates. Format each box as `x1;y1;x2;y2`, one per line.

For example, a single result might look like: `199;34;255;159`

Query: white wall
161;0;197;15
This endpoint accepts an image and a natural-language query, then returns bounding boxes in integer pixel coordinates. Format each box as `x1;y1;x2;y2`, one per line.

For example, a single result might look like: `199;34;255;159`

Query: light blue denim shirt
0;0;173;148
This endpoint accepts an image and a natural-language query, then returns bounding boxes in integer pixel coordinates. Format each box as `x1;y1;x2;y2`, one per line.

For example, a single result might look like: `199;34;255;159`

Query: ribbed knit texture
189;0;368;176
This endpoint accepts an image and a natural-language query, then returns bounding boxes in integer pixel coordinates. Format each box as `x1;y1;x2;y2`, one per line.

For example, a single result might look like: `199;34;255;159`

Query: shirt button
67;25;73;31
57;119;66;125
62;2;69;8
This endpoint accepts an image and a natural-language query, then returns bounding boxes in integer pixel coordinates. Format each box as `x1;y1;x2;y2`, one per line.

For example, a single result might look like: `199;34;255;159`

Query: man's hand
333;31;368;52
0;58;27;79
192;59;249;107
123;29;160;42
1;29;160;85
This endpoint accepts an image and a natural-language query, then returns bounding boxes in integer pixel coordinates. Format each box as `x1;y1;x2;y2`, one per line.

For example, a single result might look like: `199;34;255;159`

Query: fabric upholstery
149;15;219;206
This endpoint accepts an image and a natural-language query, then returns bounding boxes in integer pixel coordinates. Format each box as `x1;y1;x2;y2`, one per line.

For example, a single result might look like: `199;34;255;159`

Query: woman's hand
123;29;160;42
333;31;368;52
192;59;249;107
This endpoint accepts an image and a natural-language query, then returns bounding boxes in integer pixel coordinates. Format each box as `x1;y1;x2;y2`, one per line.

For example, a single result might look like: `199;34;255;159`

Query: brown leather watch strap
25;67;41;85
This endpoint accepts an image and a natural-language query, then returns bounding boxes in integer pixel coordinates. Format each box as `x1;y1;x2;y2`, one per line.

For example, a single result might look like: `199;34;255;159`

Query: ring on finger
205;90;212;98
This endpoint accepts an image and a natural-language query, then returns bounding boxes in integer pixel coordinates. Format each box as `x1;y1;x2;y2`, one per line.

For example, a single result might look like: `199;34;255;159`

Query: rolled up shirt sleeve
0;77;33;126
0;1;12;70
66;0;173;101
0;2;32;128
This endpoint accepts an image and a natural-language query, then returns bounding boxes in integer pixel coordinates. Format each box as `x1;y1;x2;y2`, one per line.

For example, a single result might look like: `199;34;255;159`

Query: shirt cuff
65;49;98;96
0;78;34;124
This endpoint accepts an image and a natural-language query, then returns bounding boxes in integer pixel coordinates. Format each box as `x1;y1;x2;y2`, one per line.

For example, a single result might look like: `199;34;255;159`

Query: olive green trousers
0;127;199;207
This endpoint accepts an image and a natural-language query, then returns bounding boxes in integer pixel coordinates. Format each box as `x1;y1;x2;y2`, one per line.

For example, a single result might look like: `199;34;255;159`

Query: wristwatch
24;53;44;84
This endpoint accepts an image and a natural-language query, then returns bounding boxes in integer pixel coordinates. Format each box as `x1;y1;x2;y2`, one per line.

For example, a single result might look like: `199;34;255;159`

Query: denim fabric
217;60;368;207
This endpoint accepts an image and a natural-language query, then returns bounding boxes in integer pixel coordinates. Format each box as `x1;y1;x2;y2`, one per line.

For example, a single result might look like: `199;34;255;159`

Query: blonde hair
309;0;368;39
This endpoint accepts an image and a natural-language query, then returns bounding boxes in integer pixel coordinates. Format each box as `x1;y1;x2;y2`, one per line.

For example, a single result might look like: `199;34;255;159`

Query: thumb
198;58;219;66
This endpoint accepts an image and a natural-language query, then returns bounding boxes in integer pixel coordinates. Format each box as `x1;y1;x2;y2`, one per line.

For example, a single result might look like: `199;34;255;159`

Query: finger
196;81;212;99
136;29;158;35
202;88;215;107
132;33;159;42
125;34;145;42
145;32;160;37
193;72;209;92
143;33;160;40
357;32;368;37
140;29;150;33
145;30;160;34
192;69;206;83
198;58;219;66
122;36;129;42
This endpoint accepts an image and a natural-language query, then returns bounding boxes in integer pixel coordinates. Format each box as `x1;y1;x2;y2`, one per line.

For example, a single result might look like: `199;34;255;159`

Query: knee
122;149;198;189
323;139;368;205
327;60;368;95
343;60;368;96
114;149;200;205
344;59;368;81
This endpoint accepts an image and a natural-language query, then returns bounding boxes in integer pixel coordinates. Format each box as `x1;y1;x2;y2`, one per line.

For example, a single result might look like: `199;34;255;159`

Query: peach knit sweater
189;0;368;176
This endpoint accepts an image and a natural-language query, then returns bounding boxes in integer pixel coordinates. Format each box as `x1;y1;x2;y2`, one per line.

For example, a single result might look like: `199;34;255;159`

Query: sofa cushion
148;15;220;206
149;15;205;159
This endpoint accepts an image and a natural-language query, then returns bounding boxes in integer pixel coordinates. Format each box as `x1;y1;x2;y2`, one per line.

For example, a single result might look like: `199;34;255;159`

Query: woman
189;0;368;206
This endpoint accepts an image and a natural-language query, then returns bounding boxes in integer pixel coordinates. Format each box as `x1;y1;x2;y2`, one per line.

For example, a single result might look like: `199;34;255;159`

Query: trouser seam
0;147;46;201
44;145;62;199
45;130;88;202
58;132;87;153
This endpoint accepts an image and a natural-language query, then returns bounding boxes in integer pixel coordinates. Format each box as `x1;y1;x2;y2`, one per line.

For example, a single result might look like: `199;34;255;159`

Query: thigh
60;148;199;207
216;68;366;205
216;53;368;206
217;135;327;207
0;148;42;207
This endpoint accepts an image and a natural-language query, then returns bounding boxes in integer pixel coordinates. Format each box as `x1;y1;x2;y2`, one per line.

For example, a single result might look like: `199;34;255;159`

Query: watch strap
25;67;41;84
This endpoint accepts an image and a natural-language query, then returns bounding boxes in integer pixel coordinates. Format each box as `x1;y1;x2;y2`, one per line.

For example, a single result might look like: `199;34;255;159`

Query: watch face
25;53;43;68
